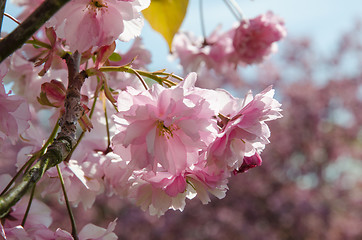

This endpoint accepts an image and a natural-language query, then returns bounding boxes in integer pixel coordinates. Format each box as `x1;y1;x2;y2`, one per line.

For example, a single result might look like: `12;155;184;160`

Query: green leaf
108;52;122;62
143;0;189;51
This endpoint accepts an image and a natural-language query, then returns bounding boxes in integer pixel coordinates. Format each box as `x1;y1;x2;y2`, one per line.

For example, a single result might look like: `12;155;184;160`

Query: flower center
157;121;177;139
87;0;108;13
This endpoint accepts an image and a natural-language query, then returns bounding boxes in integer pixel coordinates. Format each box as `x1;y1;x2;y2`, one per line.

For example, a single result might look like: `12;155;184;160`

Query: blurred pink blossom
0;79;31;145
232;11;287;64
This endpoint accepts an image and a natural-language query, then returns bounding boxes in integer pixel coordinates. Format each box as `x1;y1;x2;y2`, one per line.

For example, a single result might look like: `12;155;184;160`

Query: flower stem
3;12;21;25
96;66;183;87
21;184;36;227
222;0;244;21
127;67;149;90
56;165;78;240
199;0;207;45
26;39;52;49
102;92;111;151
0;0;6;33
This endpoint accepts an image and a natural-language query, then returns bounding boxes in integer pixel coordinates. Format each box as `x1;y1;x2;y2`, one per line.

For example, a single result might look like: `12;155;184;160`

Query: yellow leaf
143;0;189;51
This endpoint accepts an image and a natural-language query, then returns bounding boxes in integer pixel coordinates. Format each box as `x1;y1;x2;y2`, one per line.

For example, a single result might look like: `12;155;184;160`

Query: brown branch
0;52;88;218
0;0;6;33
0;0;71;63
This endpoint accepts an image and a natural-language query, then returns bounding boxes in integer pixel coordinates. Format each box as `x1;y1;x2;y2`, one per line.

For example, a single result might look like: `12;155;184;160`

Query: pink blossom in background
1;219;117;240
172;27;236;74
232;11;287;64
171;14;286;89
48;0;150;52
109;37;151;69
3;48;68;108
1;197;52;229
78;218;118;240
11;0;44;20
172;31;214;72
0;80;31;145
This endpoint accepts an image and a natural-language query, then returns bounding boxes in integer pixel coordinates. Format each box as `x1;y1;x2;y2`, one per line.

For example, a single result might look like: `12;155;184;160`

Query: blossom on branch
112;73;216;175
110;73;282;216
207;86;282;171
48;0;150;52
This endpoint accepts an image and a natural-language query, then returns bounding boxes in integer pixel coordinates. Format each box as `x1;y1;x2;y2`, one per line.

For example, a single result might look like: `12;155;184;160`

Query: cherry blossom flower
185;157;229;204
232;11;287;64
112;73;217;175
43;152;105;209
128;170;190;217
3;48;67;108
172;26;236;74
207;86;282;171
48;0;150;52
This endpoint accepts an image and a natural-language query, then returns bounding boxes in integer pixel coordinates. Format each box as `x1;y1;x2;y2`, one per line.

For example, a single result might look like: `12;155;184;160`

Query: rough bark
0;52;87;218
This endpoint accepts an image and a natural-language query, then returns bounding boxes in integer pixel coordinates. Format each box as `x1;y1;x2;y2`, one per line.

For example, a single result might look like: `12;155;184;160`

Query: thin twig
96;66;183;86
222;0;244;21
56;165;78;240
128;68;149;90
21;184;36;227
199;0;207;45
102;92;111;150
3;13;21;25
0;0;6;33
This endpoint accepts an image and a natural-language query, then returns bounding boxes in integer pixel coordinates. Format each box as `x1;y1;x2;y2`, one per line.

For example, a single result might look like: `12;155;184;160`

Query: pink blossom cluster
232;11;287;64
172;11;286;87
109;73;282;216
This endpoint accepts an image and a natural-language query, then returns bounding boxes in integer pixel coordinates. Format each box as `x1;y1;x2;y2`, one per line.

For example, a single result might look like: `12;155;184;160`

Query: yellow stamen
157;121;177;139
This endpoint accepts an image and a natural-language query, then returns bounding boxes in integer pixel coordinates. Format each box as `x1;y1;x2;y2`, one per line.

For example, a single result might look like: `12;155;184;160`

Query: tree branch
0;0;70;63
0;0;6;33
0;52;87;218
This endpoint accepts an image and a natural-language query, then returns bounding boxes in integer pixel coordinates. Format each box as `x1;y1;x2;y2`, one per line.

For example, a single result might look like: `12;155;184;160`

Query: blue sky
3;0;362;71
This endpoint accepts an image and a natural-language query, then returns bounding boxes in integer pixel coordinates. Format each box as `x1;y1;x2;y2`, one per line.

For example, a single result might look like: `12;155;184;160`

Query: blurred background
3;0;362;239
